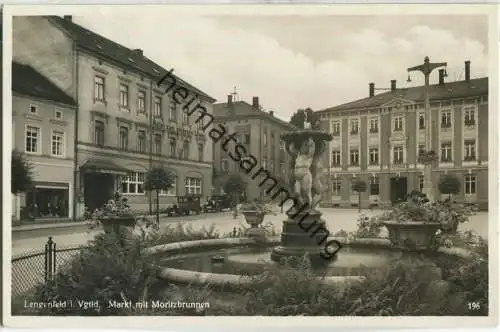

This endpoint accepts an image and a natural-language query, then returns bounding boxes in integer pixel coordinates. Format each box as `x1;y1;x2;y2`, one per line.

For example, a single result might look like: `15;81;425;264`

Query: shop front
21;182;71;220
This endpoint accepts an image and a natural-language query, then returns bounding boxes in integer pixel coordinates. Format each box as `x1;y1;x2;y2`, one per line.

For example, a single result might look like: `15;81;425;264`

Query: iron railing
11;237;85;298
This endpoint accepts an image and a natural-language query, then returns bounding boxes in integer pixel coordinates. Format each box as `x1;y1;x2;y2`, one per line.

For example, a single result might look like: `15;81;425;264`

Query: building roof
48;16;216;102
12;61;76;106
318;77;488;113
213;100;296;130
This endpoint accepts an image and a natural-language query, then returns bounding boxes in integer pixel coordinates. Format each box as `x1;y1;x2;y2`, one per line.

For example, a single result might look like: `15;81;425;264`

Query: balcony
464;120;476;127
369;128;378;134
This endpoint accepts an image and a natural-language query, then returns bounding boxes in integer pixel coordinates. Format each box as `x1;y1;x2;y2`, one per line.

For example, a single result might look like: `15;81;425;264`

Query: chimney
252;96;259;109
390;80;397;91
465;60;471;82
227;94;233;105
269;111;274;117
63;15;72;21
134;49;143;56
369;83;375;97
438;69;445;85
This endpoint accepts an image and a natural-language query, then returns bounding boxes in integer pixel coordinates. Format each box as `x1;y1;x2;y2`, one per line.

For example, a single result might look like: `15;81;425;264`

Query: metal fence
11;237;85;298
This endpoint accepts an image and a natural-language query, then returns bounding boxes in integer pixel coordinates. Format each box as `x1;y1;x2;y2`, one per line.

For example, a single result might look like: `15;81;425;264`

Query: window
418;144;426;158
441;110;452;128
440;141;452;162
419;114;425;129
465;175;476;194
350;149;359;166
169;100;177;122
94;76;105;101
221;158;229;172
137;130;146;153
137;90;146;114
263;158;268;169
119;84;129;108
464;140;476;161
154;97;162;118
332;121;341;136
418;175;424;192
369;118;378;133
121;172;145;194
280;162;285;175
350;119;359;135
25;125;40;153
393;116;403;131
393;145;404;164
369;148;379;165
182;140;189;159
169;138;176;157
331;150;341;166
94;120;105;146
332;178;341;196
369;176;380;195
197;118;204;130
279;140;285;151
119;126;129;150
263;132;268;146
54;110;63;120
182;110;189;125
154;134;162;155
185;177;202;195
244;133;251;145
51;130;64;157
198;143;204;162
464;108;475;126
29;104;38;114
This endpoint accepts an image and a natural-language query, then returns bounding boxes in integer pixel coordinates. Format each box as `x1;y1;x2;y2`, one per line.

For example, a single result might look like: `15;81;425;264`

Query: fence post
44;237;56;282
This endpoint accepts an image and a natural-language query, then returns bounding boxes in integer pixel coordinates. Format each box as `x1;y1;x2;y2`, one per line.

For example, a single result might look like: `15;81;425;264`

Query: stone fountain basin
147;237;475;290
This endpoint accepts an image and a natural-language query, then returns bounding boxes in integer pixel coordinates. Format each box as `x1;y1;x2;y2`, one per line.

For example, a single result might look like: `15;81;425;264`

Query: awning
80;159;130;176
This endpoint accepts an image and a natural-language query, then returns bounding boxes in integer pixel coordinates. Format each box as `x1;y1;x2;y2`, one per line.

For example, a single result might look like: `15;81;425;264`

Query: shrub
33;232;159;315
438;174;461;199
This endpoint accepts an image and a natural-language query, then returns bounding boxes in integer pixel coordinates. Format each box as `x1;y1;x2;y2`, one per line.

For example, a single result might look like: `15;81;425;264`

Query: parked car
177;195;202;215
202;194;233;213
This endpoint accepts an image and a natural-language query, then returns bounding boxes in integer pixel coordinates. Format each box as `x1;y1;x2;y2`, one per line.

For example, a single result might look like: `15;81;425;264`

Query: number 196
468;302;481;310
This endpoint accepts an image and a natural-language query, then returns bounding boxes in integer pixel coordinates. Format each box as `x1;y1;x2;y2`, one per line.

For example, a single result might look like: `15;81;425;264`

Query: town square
4;4;496;328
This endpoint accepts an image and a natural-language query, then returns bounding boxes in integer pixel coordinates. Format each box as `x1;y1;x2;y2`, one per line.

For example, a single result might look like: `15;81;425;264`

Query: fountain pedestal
271;209;331;265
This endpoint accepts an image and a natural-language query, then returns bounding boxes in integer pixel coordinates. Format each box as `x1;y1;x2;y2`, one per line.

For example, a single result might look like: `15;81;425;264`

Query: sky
73;11;489;122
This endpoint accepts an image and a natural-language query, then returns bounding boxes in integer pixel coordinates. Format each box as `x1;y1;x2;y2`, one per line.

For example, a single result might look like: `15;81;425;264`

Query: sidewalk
11;212;232;234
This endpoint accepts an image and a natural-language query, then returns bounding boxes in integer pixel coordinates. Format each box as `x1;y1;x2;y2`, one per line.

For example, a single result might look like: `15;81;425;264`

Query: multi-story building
317;61;488;210
13;15;215;217
12;62;77;221
212;96;295;201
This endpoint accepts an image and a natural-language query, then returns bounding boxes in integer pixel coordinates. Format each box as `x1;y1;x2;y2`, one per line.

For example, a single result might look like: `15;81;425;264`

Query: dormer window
55;110;63;120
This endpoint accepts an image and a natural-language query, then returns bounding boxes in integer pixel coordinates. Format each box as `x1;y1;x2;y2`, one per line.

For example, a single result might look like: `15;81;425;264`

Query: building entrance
390;176;408;204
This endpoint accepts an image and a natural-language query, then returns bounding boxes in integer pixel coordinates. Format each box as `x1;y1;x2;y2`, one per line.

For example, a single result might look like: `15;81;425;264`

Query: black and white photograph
2;4;498;329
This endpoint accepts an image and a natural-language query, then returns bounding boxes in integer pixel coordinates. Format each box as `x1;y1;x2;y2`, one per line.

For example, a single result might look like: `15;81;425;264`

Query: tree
438;174;461;200
222;173;246;208
11;150;33;194
289;108;320;129
144;167;176;227
352;179;367;212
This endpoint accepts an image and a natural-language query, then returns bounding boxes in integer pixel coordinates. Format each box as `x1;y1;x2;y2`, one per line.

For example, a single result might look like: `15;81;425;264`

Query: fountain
270;113;334;265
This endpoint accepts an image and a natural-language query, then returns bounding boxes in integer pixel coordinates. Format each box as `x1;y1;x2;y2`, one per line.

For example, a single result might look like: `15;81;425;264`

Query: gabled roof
318;77;488;113
213;100;295;129
12;61;76;106
48;16;216;102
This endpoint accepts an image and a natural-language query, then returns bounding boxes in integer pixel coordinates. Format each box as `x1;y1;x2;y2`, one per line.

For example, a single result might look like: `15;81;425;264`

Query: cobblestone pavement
11;207;489;256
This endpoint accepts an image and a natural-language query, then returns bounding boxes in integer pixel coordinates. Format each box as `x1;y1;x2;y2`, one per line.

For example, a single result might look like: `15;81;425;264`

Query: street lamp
407;56;447;202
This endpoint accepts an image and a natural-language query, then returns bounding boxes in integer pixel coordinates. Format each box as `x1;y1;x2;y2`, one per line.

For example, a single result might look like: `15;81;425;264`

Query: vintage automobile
202;194;233;213
176;195;202;215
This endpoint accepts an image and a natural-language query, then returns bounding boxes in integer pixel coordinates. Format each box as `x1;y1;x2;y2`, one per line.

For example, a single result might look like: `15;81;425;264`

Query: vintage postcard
2;3;498;330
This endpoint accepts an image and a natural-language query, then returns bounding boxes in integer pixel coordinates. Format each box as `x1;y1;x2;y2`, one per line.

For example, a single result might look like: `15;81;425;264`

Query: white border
3;3;499;330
